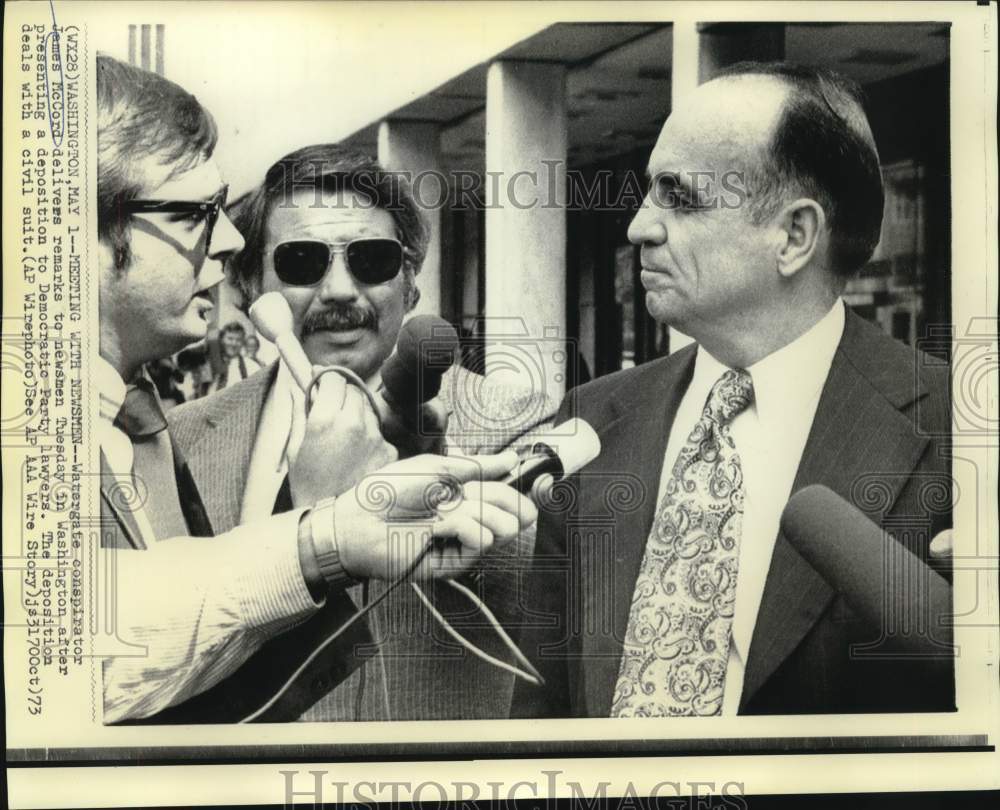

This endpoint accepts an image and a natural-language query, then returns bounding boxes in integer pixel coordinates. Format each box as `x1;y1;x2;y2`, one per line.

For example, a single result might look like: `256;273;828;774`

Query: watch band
309;498;355;588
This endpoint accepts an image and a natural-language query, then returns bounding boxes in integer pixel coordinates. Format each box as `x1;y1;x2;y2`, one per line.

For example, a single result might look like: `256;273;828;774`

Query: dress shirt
97;356;324;723
655;300;845;715
241;362;305;523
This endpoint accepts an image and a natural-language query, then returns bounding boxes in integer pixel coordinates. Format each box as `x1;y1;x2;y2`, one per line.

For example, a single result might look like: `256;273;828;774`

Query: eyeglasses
123;185;229;252
271;238;404;286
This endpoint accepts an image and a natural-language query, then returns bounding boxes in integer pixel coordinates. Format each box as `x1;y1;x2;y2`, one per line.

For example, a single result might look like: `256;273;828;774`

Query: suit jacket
168;362;556;720
512;310;954;717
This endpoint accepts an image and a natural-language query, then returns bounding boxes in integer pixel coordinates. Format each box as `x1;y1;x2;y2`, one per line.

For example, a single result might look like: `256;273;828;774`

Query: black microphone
381;315;460;415
780;485;952;655
377;315;459;453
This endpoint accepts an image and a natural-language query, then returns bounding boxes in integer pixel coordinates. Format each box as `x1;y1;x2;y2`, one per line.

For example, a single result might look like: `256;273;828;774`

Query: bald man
513;62;953;717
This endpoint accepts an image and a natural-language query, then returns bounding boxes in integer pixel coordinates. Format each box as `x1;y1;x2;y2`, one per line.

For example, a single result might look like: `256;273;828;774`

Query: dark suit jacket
512;310;954;717
168;362;556;720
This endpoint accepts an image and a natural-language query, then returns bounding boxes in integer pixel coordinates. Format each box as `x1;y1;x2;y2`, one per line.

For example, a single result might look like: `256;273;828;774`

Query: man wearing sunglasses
168;144;556;721
96;55;536;724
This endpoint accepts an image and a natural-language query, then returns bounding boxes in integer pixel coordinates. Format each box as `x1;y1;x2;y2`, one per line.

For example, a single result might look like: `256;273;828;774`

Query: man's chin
303;336;372;378
176;314;210;345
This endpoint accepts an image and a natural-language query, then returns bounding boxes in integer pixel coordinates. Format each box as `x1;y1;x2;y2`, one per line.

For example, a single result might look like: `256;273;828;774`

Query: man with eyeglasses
168;144;556;721
96;55;536;724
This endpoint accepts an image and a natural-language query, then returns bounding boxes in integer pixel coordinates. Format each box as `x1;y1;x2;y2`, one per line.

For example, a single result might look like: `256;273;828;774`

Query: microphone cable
240;367;544;723
239;537;434;723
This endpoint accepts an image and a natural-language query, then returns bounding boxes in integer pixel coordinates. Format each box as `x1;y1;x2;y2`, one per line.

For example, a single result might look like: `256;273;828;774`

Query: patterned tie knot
704;369;754;427
115;378;168;439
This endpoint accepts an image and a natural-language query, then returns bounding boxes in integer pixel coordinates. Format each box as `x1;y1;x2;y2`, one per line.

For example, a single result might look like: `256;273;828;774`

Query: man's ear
775;199;825;279
406;283;421;311
99;231;132;276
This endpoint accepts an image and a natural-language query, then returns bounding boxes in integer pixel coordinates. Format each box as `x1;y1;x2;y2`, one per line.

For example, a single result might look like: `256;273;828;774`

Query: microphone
379;315;460;425
503;419;602;499
780;485;952;655
249;292;313;393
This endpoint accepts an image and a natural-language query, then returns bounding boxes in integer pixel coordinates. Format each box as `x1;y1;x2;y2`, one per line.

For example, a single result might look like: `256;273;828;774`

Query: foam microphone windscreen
381;315;460;406
781;484;952;653
249;292;313;393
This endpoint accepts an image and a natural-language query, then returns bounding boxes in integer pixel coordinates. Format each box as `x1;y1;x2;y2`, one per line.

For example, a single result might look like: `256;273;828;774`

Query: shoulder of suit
839;310;949;411
168;363;277;439
440;364;557;421
562;346;694;414
438;364;560;455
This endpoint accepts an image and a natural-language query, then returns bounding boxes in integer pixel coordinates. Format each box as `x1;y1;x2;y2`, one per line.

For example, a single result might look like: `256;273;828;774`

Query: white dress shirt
241;362;306;522
97;356;321;723
655;300;846;715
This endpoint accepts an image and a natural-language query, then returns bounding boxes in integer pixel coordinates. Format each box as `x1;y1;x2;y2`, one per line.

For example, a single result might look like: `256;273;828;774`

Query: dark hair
97;54;218;270
715;62;884;277
228;144;428;310
219;321;246;338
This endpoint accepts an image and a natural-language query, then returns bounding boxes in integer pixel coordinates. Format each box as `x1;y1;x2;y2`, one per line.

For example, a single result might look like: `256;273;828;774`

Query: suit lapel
740;311;931;708
182;365;277;533
580;347;696;715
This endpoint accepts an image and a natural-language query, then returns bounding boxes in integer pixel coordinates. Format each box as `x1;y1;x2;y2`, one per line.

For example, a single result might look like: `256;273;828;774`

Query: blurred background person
208;320;263;392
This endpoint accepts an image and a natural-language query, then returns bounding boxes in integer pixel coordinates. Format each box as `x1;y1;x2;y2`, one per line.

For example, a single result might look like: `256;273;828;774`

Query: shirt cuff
237;508;322;627
309;497;356;589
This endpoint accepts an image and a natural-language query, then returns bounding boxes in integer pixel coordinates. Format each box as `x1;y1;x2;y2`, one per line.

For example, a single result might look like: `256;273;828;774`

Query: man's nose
209;211;246;260
627;196;668;246
318;253;360;302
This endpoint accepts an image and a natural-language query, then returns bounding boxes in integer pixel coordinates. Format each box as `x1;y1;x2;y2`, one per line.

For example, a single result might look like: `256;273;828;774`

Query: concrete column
377;120;443;318
699;23;785;82
665;23;784;355
667;23;702;354
671;22;701;110
484;60;567;401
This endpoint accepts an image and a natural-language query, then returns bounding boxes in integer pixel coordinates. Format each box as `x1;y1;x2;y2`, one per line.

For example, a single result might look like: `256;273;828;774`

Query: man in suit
169;144;555;720
512;61;953;718
96;55;535;724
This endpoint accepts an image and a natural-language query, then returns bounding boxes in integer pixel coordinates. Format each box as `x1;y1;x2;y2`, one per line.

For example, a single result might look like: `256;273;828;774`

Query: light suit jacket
169;362;556;720
512;310;954;717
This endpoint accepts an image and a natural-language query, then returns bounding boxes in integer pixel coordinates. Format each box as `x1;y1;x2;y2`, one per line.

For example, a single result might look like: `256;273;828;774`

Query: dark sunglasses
123;185;229;251
271;238;404;286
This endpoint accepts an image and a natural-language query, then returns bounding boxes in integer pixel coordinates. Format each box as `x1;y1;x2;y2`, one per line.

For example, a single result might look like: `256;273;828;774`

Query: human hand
377;392;450;458
289;368;397;508
333;451;536;582
929;529;953;560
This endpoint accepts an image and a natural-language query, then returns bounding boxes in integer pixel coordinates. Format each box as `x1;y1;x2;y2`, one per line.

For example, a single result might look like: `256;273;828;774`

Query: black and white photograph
2;1;997;808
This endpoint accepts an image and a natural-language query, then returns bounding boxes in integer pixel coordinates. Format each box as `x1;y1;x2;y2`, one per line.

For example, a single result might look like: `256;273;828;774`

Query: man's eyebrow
176;185;226;202
647;171;689;191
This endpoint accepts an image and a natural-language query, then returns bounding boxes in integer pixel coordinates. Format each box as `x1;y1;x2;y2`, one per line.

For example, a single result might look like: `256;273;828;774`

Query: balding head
707;63;884;277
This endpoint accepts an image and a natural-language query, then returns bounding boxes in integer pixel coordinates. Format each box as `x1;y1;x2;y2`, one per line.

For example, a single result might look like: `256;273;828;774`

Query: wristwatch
309;498;355;588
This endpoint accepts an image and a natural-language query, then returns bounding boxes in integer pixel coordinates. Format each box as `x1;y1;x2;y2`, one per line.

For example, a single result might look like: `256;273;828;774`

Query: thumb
929;528;953;559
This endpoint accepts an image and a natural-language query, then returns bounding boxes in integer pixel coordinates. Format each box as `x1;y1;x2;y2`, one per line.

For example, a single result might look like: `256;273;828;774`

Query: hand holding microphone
250;293;396;505
377;315;459;458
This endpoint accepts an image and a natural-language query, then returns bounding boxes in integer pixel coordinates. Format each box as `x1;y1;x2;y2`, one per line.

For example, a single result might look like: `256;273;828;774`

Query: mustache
301;304;378;335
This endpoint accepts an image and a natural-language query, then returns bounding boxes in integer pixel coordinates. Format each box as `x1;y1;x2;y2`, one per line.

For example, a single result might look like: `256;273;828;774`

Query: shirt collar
746;299;845;423
690;299;846;423
97;355;127;423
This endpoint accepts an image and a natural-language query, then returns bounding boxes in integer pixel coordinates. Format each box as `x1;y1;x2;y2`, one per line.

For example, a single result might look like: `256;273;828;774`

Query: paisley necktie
612;368;754;717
